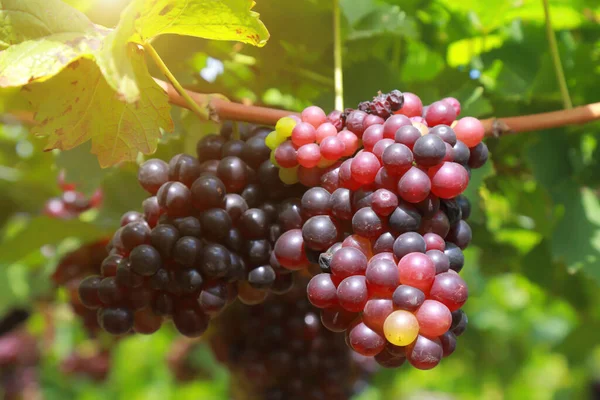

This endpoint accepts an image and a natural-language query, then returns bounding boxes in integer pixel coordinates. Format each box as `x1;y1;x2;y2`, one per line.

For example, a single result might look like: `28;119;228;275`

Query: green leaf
25;52;173;167
447;35;505;67
401;41;444;82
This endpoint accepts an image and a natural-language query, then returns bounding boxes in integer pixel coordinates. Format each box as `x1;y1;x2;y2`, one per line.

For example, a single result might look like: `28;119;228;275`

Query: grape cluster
77;125;309;337
43;170;103;219
51;239;110;335
210;280;373;400
270;92;485;370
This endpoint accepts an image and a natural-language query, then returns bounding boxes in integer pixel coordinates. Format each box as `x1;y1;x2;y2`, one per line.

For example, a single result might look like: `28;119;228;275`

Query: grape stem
4;79;600;136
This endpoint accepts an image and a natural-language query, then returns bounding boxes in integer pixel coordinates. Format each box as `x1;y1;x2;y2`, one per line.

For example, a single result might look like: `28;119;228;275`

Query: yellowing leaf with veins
25;48;173;167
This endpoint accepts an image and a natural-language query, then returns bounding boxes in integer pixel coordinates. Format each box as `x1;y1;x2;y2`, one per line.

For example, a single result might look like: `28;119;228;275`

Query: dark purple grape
451;309;468;336
406;335;443;370
248;265;276;289
241;136;271;169
430;125;457;146
101;254;122;277
301;187;332;218
202;243;231;277
172;216;202;237
138;159;169;195
221;139;245;158
330;188;353;221
121;221;150;251
352;207;384;239
268;224;283;244
200;208;232;241
225;227;244;253
246;239;272;266
239;208;269;239
198;281;228;315
440;198;462;226
191;175;226;211
337;275;368;312
444;242;464;272
373;232;396;254
393;232;426;260
447;220;472;249
157;181;192;217
150;268;169;291
270;273;294;295
413;134;446;167
98;308;133;335
427;249;450;274
365;258;399;297
120;211;144;227
128;286;153;310
115;259;144;288
346;321;386;356
152;293;174;316
415;195;440;218
173;307;209;337
241;183;264;208
168;154;201;187
223;193;248;221
382;143;413;176
302;215;339;252
468;142;488;169
440;331;457;357
394;125;421;150
150;224;179;259
452;140;470;165
173;236;203;268
228;252;247;282
217;156;249;193
455;195;471;220
129;244;162;276
98;277;125;305
320;307;357;332
387;90;404;112
175;268;204;294
388;203;421;234
257;160;281;188
278;198;304;230
199;160;219;175
142;196;161;227
78;275;103;309
196;134;225;161
392;285;425;311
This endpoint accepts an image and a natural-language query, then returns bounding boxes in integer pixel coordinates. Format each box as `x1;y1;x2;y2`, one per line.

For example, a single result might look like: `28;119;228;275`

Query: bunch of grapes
43;170;103;219
269;92;485;370
76;124;310;337
210;279;373;400
51;239;110;335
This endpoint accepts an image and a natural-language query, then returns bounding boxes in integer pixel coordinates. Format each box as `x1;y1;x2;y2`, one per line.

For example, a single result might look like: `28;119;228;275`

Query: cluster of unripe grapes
76;125;308;337
269;91;486;370
43;170;103;219
210;280;373;400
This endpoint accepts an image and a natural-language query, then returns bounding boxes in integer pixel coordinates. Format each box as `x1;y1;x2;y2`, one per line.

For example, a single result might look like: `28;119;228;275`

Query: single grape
442;97;461;116
120;211;143;227
398;252;435;293
101;254;122;277
142;196;160;227
373;232;396;254
274;229;309;270
307;273;338;308
428;162;469;199
450;309;468;336
383;310;419;346
454;117;485;147
149;268;169;291
99;308;133;335
157;181;192;217
440;331;457;357
173;236;203;267
169;154;202;187
241;136;271;169
330;247;368;280
352;207;384;239
342;234;373;259
374;347;406;368
383;115;411;139
330;188;353;221
382;143;413;176
468;142;489;168
363;298;395;335
452;140;470;165
394;125;421;150
337;275;369;312
455;195;471;220
351;152;381;185
115;259;144;288
427;250;450;274
274;141;299;168
172;216;202;238
429;272;468;311
362;124;384;152
423;233;445;251
199;160;219;175
138;159;169;195
301;187;332;218
392;285;425;311
425;101;457;127
133;308;162;335
405;335;443;370
414;299;452;337
200;208;232;241
339;158;362;190
320;136;346;161
150;224;179;259
393;232;426;260
372;138;395;162
420;210;451;237
388;203;421;235
345;110;368;137
444;242;465;272
278;198;304;230
78;275;103;309
202;243;231;277
197;135;225;161
130;244;162;276
397;167;431;203
245;239;272;266
241;183;264;208
121;222;150;251
302;215;339;251
221;139;245;158
301;106;327;128
239;208;269;239
413;134;446;167
173;307;209;338
216;156;249;193
347;321;386;356
447;220;472;249
297;143;321;168
198;281;228;316
320;306;357;332
247;265;276;289
291;122;317;147
395;92;423;117
370;189;398;217
174;268;203;294
365;258;399;297
337;130;359;156
98;276;125;305
430;124;457;146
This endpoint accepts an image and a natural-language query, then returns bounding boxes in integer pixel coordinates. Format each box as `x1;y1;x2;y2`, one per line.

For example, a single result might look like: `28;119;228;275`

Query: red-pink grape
291;122;317;147
363;299;395;334
297;143;321;168
337;275;369;312
315;122;338;144
274;140;299;168
414;299;452;337
425;100;457;126
351;152;381;185
398;252;436;293
428;162;469;199
301;106;327;128
337;130;359;156
320;136;346;160
454;117;485;147
365;258;399;297
397;166;431;203
307;273;339;308
362;124;384;152
429;272;468;311
395;92;423;117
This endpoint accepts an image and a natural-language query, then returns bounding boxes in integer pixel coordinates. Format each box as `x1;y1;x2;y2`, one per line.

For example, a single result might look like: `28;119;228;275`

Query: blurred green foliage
1;0;600;399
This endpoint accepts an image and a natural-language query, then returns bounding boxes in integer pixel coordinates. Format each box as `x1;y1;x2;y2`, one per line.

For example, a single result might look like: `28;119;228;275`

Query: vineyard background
1;0;600;399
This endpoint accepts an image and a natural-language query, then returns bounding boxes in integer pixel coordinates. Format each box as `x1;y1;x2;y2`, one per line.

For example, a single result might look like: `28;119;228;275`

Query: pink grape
364;114;385;129
297;143;321;168
298;165;323;187
414;299;452;337
274;140;298;168
330;247;368;280
337;130;359;156
383;114;412;139
428;162;469;199
429;272;468;311
425;100;457;126
454;117;485;147
395;92;423;117
315;122;338;144
362;124;384;152
382;143;413;176
320;136;346;160
398;252;436;293
423;233;445;251
337;275;369;312
351;152;381;185
365;258;400;297
397;167;431;203
369;251;396;264
307;273;339;308
363;299;395;334
291;122;317;147
347;320;386;356
372;138;395;161
339;158;362;190
371;189;399;216
442;97;461;116
301;106;327;128
410;116;427;126
406;335;443;370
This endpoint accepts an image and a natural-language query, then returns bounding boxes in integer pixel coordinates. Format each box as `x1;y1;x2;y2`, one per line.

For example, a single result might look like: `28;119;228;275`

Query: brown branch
4;78;600;136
